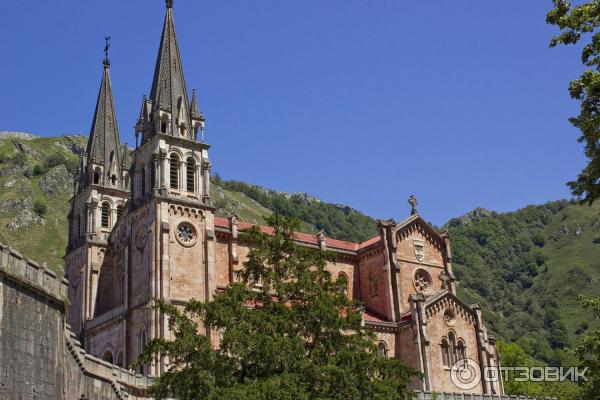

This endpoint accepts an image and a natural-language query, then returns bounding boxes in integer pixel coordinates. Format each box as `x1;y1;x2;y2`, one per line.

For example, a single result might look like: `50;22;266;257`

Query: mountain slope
0;132;598;367
447;201;600;365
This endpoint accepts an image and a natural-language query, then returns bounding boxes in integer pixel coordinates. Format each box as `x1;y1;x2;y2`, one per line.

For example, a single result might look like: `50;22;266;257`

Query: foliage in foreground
547;0;600;204
498;340;582;400
575;296;600;399
135;214;418;400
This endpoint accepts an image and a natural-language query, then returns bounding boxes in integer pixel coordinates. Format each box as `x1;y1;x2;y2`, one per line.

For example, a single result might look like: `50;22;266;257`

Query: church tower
65;48;130;338
126;0;216;375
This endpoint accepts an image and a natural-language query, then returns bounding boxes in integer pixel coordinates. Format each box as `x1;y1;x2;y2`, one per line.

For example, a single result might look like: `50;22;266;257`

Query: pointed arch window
170;154;179;190
116;351;124;368
101;202;110;228
186;157;195;193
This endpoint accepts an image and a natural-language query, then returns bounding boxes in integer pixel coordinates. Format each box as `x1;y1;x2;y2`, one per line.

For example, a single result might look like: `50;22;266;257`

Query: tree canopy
547;0;600;204
136;214;417;400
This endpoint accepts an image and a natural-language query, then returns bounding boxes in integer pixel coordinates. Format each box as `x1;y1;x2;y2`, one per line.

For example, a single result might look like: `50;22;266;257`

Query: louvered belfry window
186;157;195;193
101;202;110;228
170;154;179;190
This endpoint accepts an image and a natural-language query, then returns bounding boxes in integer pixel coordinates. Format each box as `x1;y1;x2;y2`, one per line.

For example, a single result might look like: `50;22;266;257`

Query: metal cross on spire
103;36;111;68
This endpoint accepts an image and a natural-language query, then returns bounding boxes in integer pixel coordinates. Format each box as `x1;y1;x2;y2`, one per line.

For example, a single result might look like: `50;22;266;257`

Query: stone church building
65;1;503;395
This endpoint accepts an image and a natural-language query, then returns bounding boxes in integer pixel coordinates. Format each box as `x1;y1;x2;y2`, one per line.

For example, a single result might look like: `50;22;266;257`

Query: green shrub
33;200;47;217
32;164;46;176
45;153;66;169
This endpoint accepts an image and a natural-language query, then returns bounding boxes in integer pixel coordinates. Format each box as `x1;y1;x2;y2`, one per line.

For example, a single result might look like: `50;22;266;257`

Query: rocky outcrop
39;164;71;195
6;209;46;231
0;131;38;140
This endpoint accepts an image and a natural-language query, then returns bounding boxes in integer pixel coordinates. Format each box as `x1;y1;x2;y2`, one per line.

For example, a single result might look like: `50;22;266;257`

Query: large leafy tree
547;0;600;204
136;214;417;400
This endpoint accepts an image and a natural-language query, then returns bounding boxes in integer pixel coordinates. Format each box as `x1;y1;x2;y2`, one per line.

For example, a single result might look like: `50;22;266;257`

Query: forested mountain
0;132;598;367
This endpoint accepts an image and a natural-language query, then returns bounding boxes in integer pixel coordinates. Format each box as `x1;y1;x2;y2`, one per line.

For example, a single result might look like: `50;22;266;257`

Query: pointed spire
149;0;191;135
190;89;202;120
86;45;122;181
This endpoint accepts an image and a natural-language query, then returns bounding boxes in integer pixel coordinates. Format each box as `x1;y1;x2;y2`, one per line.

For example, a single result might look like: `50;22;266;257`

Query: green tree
575;296;600;399
547;1;600;204
136;214;417;400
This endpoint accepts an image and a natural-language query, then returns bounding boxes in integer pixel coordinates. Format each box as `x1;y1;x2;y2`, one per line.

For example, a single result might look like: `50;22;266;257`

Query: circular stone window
443;308;456;326
413;269;433;296
176;222;197;247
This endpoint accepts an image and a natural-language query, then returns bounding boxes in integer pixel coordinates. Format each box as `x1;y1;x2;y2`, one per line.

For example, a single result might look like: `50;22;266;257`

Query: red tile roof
214;217;380;253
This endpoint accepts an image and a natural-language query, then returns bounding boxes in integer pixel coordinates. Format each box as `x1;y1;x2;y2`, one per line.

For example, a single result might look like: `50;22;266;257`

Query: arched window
116;351;124;368
102;350;113;364
377;341;388;358
116;204;124;221
457;339;466;361
111;174;117;186
441;338;450;366
338;272;349;295
101;202;110;228
170;154;179;190
186;157;195;193
93;167;101;184
124;173;130;190
140;167;146;195
448;331;457;365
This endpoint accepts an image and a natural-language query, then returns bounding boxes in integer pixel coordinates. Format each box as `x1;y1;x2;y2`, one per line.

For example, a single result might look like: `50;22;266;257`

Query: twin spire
87;0;202;177
86;41;121;175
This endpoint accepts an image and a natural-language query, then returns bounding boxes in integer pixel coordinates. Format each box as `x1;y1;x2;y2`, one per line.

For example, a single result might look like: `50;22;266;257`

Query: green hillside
0;132;598;369
447;201;600;365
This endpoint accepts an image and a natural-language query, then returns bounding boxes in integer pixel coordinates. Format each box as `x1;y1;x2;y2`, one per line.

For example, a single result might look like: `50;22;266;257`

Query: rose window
176;222;197;247
443;308;456;326
413;269;433;295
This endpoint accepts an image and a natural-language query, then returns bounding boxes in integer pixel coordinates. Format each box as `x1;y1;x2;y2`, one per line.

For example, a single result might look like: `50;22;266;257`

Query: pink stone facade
64;2;502;396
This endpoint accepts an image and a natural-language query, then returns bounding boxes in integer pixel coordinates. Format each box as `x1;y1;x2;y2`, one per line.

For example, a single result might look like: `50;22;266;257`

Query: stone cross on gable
408;194;418;215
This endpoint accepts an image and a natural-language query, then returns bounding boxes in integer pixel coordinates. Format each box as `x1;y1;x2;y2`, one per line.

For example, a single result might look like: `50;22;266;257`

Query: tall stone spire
86;44;122;185
149;0;192;138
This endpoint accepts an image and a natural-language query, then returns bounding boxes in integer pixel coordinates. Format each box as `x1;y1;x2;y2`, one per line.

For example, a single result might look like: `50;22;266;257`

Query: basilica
65;1;503;395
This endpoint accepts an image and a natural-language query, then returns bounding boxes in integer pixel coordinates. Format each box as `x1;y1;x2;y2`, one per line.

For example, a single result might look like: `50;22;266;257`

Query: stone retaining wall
0;243;153;400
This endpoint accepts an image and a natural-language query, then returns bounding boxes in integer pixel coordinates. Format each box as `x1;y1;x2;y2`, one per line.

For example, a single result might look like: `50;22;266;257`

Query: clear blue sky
0;0;587;226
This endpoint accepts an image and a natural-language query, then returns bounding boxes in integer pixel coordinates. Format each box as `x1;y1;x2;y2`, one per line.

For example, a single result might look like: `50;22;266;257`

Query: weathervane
103;36;111;67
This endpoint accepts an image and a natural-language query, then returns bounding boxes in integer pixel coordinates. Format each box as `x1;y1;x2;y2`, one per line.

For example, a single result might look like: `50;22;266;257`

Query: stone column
91;201;98;237
202;161;211;203
159;149;167;193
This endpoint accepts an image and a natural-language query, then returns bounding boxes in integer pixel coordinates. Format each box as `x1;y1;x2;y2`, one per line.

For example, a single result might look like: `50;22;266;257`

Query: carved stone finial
316;229;327;251
166;0;173;8
408;194;418;215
